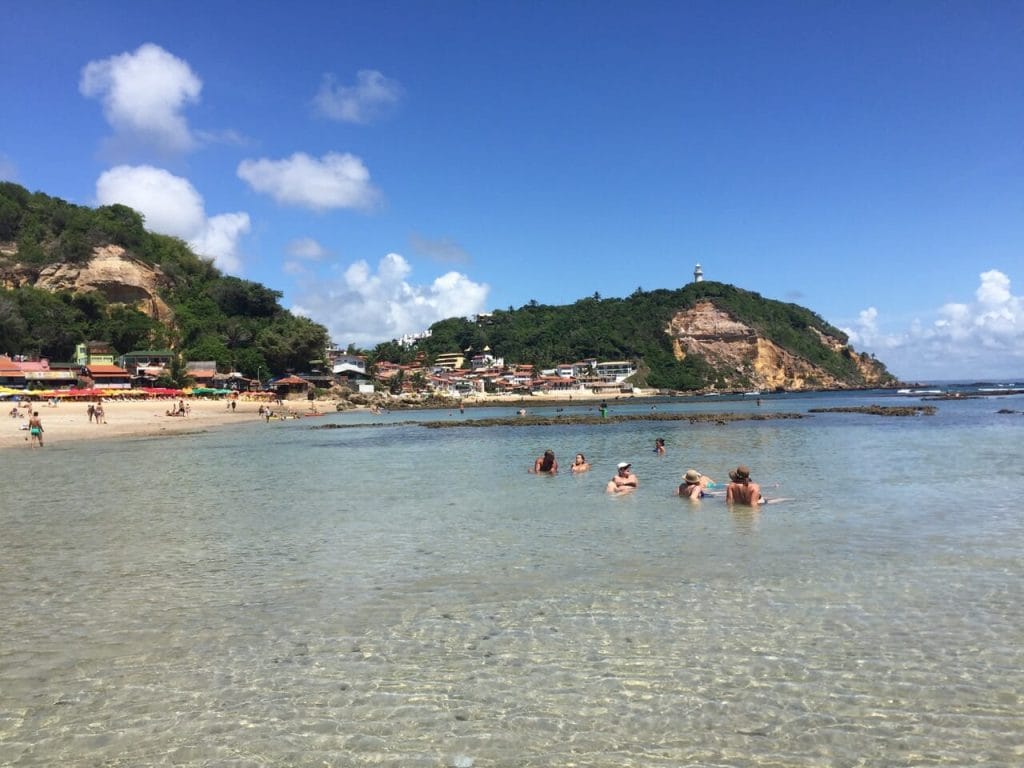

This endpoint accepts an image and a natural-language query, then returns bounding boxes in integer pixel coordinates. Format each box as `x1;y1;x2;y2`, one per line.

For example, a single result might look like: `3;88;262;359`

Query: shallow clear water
2;391;1023;766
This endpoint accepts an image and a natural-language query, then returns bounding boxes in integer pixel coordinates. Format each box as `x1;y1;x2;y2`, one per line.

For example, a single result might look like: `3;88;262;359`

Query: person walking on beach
532;449;558;474
607;462;638;493
726;465;763;506
87;403;95;423
28;411;44;447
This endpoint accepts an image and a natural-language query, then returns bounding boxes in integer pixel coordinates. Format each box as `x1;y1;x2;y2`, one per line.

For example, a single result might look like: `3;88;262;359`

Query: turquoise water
2;391;1023;766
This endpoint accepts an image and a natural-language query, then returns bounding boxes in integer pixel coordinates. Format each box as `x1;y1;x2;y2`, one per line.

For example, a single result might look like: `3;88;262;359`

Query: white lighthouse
693;263;704;283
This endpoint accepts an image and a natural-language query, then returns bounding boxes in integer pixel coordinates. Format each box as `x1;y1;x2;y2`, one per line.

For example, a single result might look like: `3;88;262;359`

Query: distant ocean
2;385;1022;766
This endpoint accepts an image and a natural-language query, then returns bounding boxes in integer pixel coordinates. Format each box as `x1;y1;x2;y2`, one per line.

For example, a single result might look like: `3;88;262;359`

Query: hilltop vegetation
0;182;893;393
0;182;328;377
377;283;893;391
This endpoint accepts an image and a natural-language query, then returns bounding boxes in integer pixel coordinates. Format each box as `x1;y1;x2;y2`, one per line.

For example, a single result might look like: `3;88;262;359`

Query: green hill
391;283;894;391
0;181;894;393
0;182;328;379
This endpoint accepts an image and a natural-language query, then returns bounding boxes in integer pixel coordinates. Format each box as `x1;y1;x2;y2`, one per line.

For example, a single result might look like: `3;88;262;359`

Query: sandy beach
1;397;321;451
1;387;665;451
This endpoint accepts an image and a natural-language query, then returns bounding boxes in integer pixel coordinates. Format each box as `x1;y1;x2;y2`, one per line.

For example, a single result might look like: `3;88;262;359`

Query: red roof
275;375;310;385
0;355;25;375
86;364;129;375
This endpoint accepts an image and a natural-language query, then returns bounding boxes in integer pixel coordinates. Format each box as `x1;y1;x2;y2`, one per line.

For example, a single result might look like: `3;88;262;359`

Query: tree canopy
0;182;328;380
385;281;891;390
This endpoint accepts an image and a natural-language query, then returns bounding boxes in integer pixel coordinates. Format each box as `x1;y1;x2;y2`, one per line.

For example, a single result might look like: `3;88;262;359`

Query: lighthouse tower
693;263;704;283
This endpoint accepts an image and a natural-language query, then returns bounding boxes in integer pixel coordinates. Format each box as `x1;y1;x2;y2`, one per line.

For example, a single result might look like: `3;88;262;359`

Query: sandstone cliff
0;244;174;324
667;300;889;391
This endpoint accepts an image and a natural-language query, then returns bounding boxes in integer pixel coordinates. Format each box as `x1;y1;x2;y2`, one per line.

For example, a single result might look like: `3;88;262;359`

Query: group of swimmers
531;448;765;505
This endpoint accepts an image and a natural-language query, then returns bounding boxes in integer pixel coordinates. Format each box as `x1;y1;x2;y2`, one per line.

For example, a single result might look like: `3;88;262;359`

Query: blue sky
2;1;1022;380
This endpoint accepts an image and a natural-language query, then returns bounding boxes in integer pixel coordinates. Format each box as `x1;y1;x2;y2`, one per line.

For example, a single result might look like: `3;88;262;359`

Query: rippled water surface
2;392;1023;766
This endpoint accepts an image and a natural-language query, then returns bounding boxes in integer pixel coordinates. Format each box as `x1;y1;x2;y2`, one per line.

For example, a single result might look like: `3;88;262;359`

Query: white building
594;361;636;382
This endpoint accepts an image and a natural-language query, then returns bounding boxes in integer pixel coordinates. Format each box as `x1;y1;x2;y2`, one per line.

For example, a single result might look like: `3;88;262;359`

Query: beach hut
272;374;312;399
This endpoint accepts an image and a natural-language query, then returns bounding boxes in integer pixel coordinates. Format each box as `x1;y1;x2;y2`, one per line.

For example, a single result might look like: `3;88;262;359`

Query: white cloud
282;237;330;277
80;43;201;153
95;165;249;273
188;213;251;274
237;152;380;211
287;237;329;260
291;252;489;347
842;269;1024;380
314;69;403;124
410;232;470;264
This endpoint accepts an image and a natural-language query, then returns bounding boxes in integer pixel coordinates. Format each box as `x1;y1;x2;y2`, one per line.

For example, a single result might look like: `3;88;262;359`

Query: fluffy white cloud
314;70;403;124
290;252;489;346
237;152;380;211
80;43;201;153
95;165;249;273
843;269;1024;379
189;213;251;274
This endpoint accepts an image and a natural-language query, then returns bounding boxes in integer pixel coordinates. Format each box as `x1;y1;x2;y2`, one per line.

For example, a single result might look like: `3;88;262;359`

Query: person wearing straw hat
677;469;707;499
606;461;638;494
726;465;763;506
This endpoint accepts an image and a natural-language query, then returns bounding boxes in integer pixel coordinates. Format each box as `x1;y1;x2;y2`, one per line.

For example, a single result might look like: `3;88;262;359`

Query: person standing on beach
87;403;95;423
28;411;44;447
726;465;763;506
607;462;638;493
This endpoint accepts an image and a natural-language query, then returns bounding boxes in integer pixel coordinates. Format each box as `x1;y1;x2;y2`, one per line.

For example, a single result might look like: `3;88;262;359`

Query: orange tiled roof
0;356;26;376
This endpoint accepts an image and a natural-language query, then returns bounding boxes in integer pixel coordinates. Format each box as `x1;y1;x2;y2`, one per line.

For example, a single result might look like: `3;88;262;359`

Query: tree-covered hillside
0;182;328;377
388;282;892;390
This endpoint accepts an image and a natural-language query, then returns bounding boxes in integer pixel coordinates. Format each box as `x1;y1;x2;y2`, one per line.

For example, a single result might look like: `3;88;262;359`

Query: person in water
677;469;705;499
570;453;590;473
533;449;558;474
654;437;665;455
726;465;763;506
606;462;638;493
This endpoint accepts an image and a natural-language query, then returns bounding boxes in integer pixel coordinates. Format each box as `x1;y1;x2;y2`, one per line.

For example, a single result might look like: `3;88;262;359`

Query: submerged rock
807;405;936;416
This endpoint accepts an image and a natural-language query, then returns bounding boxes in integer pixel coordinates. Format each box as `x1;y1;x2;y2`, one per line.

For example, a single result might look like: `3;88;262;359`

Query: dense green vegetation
0;181;891;392
0;182;328;379
398;282;891;390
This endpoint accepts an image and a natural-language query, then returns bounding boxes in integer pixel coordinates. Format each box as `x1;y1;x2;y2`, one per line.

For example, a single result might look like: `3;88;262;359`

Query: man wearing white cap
606;461;638;494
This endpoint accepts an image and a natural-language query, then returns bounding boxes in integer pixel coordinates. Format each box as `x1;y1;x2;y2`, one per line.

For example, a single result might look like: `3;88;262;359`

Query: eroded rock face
1;245;174;323
666;300;889;390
